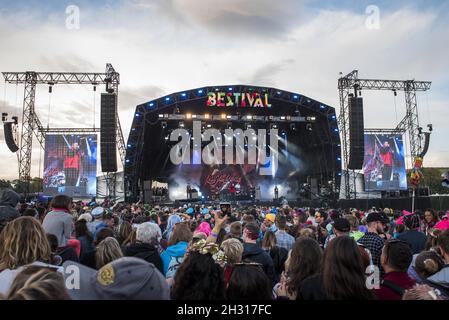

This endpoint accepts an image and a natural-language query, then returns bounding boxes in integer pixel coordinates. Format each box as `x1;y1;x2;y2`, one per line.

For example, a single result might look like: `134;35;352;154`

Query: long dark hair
322;236;374;300
226;263;272;300
287;237;322;296
74;220;93;244
171;252;224;300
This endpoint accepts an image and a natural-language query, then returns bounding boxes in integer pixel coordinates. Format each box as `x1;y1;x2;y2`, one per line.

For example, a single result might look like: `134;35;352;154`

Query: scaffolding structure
2;63;125;198
338;70;432;199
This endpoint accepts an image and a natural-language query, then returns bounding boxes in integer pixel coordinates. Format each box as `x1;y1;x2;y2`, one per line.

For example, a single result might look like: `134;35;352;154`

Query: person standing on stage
274;186;279;200
186;184;191;200
379;141;394;182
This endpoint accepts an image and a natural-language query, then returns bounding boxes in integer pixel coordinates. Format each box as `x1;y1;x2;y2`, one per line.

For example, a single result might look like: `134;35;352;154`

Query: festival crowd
0;188;448;300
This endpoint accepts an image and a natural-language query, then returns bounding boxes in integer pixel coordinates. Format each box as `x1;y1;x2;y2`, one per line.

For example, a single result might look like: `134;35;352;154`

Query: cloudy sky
0;0;448;180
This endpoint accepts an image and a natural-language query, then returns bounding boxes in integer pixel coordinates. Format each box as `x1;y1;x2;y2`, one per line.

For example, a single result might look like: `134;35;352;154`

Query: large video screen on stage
363;134;407;191
43;134;97;198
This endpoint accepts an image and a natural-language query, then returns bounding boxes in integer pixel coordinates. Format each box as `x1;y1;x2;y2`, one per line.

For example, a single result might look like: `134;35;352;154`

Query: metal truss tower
2;64;125;198
338;70;431;199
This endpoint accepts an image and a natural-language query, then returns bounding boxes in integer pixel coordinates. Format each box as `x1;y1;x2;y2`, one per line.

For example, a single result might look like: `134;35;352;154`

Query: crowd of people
0;188;449;300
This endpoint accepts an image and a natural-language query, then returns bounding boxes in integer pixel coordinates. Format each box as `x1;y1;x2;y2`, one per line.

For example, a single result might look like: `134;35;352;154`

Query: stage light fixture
164;135;169;140
186;113;192;119
246;115;253;120
165;97;171;102
207;124;212;128
158;114;164;118
204;113;210;119
280;116;286;120
192;114;197;119
270;124;278;129
181;92;187;97
179;121;185;128
221;113;226;120
198;89;204;94
290;123;296;131
286;116;291;121
161;121;167;129
228;87;233;91
306;123;312;131
226;115;232;119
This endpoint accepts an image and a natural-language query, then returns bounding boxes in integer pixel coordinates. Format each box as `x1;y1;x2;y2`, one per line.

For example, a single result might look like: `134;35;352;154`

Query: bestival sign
207;92;272;108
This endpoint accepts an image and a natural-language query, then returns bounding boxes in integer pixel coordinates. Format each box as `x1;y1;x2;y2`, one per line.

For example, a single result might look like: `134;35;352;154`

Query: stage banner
43;134;97;198
363;133;407;191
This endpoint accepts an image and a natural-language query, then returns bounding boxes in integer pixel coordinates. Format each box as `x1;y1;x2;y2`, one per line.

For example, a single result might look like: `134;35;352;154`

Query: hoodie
160;241;188;277
427;265;449;295
242;243;275;285
123;242;164;274
0;189;20;233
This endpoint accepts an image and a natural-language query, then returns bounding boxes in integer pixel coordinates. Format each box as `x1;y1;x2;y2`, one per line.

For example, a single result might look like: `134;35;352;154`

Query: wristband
210;231;218;238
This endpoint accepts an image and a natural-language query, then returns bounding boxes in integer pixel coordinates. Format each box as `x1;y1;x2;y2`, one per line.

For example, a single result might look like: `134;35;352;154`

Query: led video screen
363;134;407;191
43;134;97;198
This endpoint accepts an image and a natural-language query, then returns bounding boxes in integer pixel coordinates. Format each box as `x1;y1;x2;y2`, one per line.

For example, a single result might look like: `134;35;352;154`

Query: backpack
382;279;406;297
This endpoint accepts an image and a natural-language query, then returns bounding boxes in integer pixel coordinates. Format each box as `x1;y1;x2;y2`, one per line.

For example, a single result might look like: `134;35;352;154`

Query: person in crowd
262;213;277;234
161;221;192;278
93;211;115;239
426;232;449;295
397;213;427;254
171;240;225;300
4;265;70;300
0;217;54;296
224;221;242;241
306;208;317;226
275;215;295;251
42;195;73;247
262;231;288;283
345;214;365;241
315;210;328;226
46;233;78;264
332;218;351;238
226;263;273;300
0;189;20;234
277;237;322;300
422;209;439;235
425;228;441;251
375;239;415;300
63;257;170;300
116;221;132;245
162;214;182;241
410;250;445;283
95;237;123;269
74;219;95;263
299;236;374;300
123;222;163;273
220;238;243;286
87;206;105;235
79;227;114;269
358;212;387;271
195;221;211;237
297;226;318;241
241;222;275;285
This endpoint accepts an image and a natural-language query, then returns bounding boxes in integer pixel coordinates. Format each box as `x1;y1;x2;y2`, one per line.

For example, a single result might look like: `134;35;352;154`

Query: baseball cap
91;206;104;218
366;212;388;224
333;218;350;233
62;257;170;300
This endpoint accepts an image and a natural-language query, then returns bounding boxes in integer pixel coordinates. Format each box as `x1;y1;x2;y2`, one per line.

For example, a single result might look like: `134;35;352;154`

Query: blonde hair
220;238;243;265
7;266;70;300
0;217;51;271
95;237;123;269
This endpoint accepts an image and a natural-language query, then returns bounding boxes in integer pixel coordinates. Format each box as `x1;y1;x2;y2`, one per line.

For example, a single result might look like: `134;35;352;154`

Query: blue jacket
160;241;188;277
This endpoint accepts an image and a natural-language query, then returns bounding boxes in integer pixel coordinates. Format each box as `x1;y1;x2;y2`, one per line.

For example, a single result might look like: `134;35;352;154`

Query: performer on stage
274;185;279;199
186;183;192;199
228;182;236;202
64;141;83;187
379;141;394;181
